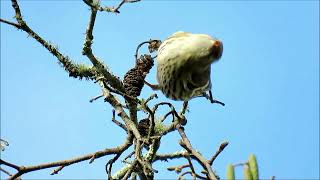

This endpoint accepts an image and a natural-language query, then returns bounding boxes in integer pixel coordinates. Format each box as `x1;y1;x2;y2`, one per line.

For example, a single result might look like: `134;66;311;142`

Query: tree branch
0;18;20;28
0;135;132;179
82;3;125;91
111;109;128;132
0;0;100;81
6;0;119;92
178;171;207;180
0;167;13;177
101;83;141;139
83;0;139;15
177;125;218;180
153;150;191;162
208;141;229;166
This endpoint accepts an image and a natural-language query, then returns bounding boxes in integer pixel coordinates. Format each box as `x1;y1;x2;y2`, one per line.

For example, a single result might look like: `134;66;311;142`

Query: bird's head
211;39;223;60
186;33;223;66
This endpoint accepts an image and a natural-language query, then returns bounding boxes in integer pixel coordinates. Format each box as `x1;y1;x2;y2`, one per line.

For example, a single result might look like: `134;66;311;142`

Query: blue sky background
1;0;319;179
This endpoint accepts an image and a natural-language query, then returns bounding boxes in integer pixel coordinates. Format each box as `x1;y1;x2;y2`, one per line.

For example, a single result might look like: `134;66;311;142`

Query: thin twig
104;82;140;102
100;82;142;139
96;77;139;103
0;18;20;28
177;125;218;180
82;5;124;91
186;156;196;179
153;150;191;162
135;40;161;61
122;160;138;180
100;0;141;14
106;153;122;179
233;162;247;167
83;0;141;14
50;166;64;175
161;111;174;122
111;0;126;13
123;151;135;162
167;164;190;173
178;171;207;180
0;159;20;170
89;94;104;103
0;166;13;176
144;94;158;104
208;141;229;166
153;102;180;119
112;109;127;131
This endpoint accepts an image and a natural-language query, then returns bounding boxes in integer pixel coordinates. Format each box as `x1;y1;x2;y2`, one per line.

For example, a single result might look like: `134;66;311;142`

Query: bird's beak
212;40;223;60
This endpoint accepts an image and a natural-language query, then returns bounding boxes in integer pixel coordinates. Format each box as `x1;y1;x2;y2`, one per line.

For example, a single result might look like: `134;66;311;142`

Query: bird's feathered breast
155;32;216;100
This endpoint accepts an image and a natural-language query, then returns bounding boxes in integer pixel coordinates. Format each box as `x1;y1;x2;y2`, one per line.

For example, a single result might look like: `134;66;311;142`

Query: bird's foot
203;90;225;106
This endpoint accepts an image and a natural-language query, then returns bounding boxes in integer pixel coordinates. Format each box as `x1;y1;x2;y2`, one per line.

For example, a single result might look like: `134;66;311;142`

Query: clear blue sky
1;0;319;179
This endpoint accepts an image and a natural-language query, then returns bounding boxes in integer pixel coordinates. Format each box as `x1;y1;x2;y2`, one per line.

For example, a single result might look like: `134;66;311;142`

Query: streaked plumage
156;31;223;101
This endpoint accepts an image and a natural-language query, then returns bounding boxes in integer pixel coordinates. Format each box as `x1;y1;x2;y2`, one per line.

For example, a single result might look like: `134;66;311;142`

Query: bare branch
103;0;141;14
0;18;20;28
100;82;141;139
0;159;20;170
11;0;23;23
186;156;196;179
178;171;207;180
208;141;229;166
153;102;181;119
106;152;123;179
0;167;13;176
135;40;161;61
1;1;100;81
123;151;135;162
112;109;128;132
233;162;247;167
50;166;64;175
144;93;158;105
1;135;132;180
89;94;104;103
177;125;218;180
109;0;127;13
82;6;124;91
160;111;175;122
167;164;190;173
122;160;138;180
153;150;198;163
84;0;141;14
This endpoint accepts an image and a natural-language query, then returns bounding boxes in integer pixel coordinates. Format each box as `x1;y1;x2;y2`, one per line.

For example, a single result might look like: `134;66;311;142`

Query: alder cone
123;54;153;97
138;118;150;137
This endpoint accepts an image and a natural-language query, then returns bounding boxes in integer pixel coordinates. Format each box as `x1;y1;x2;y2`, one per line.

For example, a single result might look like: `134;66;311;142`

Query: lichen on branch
0;0;232;179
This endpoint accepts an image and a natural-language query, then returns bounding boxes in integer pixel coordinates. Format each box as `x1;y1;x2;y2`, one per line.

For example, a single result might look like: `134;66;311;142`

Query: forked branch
0;135;132;180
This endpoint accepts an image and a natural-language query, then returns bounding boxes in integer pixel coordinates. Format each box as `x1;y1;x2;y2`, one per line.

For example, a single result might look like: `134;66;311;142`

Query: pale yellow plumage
155;31;223;101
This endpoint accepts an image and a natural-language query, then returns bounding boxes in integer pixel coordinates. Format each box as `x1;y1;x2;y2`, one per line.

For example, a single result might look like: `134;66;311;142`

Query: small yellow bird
146;31;223;104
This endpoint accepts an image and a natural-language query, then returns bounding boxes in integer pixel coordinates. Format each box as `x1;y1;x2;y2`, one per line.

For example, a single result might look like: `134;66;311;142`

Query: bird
145;31;224;104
